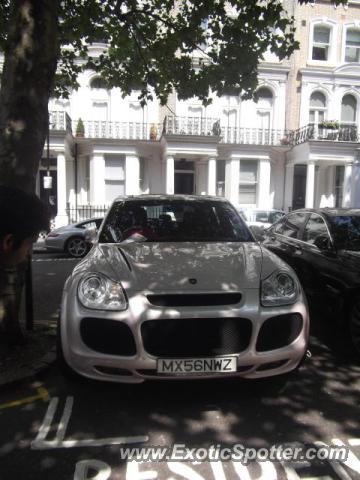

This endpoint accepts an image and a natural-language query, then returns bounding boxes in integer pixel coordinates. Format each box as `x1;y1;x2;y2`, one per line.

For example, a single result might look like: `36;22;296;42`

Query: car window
303;214;329;245
268;211;284;224
274;212;307;239
255;211;269;223
79;221;97;230
99;199;253;243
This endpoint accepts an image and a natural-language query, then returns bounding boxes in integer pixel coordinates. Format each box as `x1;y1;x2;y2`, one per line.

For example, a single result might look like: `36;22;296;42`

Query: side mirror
314;234;333;251
84;227;98;244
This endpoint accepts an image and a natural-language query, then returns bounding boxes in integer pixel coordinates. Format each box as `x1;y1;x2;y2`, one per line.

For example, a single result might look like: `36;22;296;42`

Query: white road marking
32;397;59;442
31;396;148;450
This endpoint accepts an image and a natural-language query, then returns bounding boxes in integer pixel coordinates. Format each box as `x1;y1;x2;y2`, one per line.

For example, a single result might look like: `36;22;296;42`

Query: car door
262;212;308;271
299;213;342;308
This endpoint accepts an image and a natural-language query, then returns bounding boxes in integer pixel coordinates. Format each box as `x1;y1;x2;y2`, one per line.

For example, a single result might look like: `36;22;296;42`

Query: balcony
163;116;221;136
289;124;359;146
221;127;290;146
76;120;163;141
49;111;72;133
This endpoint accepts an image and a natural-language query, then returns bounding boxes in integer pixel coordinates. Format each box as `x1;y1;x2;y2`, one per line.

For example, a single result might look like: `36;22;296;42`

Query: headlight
261;271;298;307
78;273;127;311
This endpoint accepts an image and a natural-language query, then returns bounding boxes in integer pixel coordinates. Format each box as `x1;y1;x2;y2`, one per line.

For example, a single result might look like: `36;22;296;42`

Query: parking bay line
0;387;49;411
31;396;148;450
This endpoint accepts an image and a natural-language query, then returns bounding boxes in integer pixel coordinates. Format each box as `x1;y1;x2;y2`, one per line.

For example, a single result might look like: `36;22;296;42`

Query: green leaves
2;0;348;103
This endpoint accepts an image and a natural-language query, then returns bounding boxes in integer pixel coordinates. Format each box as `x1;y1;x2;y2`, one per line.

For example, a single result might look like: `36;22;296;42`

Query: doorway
292;165;307;210
174;159;195;194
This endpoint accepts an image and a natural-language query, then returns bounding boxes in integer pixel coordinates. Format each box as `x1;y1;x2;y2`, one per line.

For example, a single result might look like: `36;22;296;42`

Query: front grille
256;314;303;352
141;317;252;358
80;318;136;356
147;293;242;307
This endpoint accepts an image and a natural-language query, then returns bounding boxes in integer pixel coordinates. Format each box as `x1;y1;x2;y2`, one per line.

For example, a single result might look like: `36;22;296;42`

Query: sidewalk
0;324;57;387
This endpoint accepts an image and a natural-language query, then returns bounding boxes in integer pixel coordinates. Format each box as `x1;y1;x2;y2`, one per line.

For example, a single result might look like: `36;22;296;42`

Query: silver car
45;218;103;257
59;195;309;383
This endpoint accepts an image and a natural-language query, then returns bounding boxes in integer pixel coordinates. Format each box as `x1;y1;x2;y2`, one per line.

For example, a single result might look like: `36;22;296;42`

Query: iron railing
289;124;359;146
76;121;163;140
163;116;221;136
66;204;109;223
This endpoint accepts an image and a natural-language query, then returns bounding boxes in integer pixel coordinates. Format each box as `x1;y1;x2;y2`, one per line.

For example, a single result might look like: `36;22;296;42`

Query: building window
341;94;357;124
345;29;360;62
309;91;326;124
90;77;108;89
312;25;331;61
239;160;258;205
105;156;125;204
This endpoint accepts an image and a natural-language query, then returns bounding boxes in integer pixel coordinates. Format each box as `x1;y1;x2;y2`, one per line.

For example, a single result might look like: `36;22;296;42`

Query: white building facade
38;1;360;227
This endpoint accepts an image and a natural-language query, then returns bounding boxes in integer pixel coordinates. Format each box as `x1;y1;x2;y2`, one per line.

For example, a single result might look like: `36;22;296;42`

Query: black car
262;208;360;354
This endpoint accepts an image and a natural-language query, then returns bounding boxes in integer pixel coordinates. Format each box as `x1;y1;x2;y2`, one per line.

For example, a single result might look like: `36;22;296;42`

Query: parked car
45;218;103;257
58;195;309;383
262;208;360;354
238;208;285;240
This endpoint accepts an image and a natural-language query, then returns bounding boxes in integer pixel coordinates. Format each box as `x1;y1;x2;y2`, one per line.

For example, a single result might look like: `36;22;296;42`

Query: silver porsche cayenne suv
59;195;309;383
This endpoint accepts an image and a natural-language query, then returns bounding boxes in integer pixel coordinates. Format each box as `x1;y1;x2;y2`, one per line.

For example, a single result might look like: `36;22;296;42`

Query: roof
293;208;360;217
113;194;229;202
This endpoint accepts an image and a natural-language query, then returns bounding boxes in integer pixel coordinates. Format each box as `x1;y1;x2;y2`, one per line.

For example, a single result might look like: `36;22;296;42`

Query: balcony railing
289;124;359;146
49;111;72;133
163;116;221;136
221;127;290;146
77;121;163;140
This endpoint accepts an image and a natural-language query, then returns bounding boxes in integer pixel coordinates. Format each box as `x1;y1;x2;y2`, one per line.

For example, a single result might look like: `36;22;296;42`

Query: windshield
328;215;360;251
99;199;253;243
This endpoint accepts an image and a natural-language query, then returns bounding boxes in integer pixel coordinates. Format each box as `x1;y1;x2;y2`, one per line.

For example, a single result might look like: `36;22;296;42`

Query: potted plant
149;123;158;140
76;118;85;137
319;120;339;130
280;135;290;145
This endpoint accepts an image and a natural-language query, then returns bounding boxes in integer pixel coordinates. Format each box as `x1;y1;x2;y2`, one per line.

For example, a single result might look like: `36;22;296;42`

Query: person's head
0;186;50;267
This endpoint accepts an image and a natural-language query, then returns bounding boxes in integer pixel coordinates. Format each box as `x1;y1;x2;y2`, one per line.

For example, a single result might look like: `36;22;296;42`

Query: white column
257;158;271;209
225;157;240;206
207;157;217;196
165;156;174;194
55;153;68;227
351;160;360;207
284;163;294;212
305;161;316;208
125;155;140;195
90;154;105;205
342;163;353;207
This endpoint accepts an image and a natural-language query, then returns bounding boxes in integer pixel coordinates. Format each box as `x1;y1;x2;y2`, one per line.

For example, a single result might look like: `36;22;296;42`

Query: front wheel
66;237;88;258
349;298;360;356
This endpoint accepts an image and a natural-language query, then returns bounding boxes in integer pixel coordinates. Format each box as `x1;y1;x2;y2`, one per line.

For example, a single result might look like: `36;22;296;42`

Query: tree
0;0;346;344
0;0;346;192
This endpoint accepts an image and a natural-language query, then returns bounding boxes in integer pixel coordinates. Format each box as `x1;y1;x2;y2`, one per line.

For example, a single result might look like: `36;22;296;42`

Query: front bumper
60;284;309;384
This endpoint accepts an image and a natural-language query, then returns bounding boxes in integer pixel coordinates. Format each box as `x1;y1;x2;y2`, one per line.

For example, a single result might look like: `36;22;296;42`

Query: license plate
157;357;237;375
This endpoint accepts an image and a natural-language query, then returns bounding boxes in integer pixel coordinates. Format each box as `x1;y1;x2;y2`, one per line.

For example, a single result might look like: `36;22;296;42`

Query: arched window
345;29;360;63
309;91;326;124
312;25;331;61
90;77;108;89
256;88;273;108
341;94;357;124
256;88;273;130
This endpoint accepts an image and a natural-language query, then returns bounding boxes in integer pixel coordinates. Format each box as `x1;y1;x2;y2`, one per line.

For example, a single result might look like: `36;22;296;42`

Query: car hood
91;242;267;293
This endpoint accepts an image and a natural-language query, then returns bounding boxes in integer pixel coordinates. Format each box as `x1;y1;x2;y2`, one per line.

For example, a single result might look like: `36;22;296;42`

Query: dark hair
0;186;50;249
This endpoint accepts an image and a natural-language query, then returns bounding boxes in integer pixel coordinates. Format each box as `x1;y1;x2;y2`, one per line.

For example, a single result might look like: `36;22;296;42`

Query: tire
65;236;88;258
349;297;360;356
